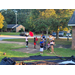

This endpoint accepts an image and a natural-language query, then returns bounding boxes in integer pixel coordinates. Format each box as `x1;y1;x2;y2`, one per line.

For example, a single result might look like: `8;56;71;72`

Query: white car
59;31;64;37
20;32;29;36
66;33;71;37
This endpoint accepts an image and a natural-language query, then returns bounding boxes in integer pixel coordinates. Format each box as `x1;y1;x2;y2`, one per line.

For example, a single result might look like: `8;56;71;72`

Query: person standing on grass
35;36;38;48
47;41;50;51
35;36;38;43
40;39;44;54
49;34;55;44
49;34;55;53
34;37;38;49
43;38;46;50
34;37;36;49
25;35;28;48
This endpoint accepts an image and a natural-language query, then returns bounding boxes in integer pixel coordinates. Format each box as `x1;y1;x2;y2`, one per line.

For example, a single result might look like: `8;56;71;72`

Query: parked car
52;32;56;37
59;31;64;37
20;32;29;36
66;33;71;37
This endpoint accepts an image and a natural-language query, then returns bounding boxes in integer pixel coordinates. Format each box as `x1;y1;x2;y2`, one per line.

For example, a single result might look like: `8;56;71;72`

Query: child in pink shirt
47;41;50;51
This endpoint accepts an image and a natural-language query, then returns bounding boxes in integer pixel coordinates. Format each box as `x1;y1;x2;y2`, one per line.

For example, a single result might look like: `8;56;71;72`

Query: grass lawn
0;43;25;61
0;32;20;35
0;43;40;62
54;39;72;45
1;38;74;63
0;43;75;62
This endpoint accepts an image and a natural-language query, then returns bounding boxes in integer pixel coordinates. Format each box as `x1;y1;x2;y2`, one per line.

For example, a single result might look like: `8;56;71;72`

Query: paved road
0;35;72;40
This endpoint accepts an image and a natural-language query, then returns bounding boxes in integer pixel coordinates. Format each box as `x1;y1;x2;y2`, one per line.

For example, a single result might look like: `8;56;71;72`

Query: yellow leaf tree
39;9;74;39
40;9;57;18
0;13;4;29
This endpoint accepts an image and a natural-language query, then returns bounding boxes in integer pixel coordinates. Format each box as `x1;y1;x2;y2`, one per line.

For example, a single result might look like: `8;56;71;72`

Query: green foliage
1;9;15;24
0;9;31;31
19;28;24;32
0;9;75;35
1;21;7;31
0;43;27;61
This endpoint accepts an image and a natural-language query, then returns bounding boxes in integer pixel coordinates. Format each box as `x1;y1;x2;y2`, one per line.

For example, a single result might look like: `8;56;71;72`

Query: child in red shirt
34;37;36;49
34;37;38;49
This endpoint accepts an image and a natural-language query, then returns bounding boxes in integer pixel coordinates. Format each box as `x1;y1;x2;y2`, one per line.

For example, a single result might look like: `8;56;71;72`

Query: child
43;38;46;50
25;35;28;47
47;41;50;51
34;37;36;49
40;39;44;54
50;40;54;53
35;36;38;42
34;37;38;49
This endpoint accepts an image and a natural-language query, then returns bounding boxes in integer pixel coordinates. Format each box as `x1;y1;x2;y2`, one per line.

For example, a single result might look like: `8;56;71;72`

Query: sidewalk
0;41;25;45
0;35;72;39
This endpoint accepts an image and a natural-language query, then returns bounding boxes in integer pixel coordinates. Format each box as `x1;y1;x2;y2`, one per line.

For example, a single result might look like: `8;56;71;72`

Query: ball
3;52;6;55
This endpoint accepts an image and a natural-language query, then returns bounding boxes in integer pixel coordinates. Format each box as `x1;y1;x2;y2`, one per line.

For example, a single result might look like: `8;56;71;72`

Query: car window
67;33;70;34
53;33;56;34
59;32;63;33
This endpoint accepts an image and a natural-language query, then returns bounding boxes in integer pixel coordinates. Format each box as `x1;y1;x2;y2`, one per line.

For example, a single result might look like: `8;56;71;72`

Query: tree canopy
0;13;4;29
0;9;74;38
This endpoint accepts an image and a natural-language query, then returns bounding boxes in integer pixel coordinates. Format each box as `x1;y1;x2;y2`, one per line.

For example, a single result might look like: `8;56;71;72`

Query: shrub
19;28;24;32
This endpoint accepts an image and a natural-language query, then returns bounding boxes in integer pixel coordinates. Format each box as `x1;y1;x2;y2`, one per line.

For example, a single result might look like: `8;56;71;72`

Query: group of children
25;35;38;48
40;38;51;54
40;34;55;54
25;34;54;54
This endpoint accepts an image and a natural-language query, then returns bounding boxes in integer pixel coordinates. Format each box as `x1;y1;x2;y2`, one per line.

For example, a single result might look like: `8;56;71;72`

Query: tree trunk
56;31;59;39
56;26;59;39
46;28;48;39
39;31;40;34
42;31;44;35
0;29;1;35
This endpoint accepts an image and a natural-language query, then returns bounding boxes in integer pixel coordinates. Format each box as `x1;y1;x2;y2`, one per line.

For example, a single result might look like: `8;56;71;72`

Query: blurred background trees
0;13;5;32
0;9;74;38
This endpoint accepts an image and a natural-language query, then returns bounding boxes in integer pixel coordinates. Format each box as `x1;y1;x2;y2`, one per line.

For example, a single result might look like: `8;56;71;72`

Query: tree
54;9;74;38
38;9;57;35
0;13;4;29
34;18;48;33
26;9;40;32
38;9;75;38
1;21;7;32
0;9;31;31
1;9;15;24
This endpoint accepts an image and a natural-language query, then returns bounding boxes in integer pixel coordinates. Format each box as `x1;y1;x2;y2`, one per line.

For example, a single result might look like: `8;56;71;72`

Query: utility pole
15;11;17;25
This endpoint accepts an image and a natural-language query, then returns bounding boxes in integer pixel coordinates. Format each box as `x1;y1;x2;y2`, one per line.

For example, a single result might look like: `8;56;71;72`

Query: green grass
0;38;73;63
0;43;25;61
0;43;75;62
55;39;72;45
44;48;75;57
0;32;20;35
0;43;41;62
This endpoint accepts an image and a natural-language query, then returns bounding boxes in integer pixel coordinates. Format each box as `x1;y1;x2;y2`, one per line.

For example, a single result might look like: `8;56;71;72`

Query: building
68;11;75;50
7;24;25;32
